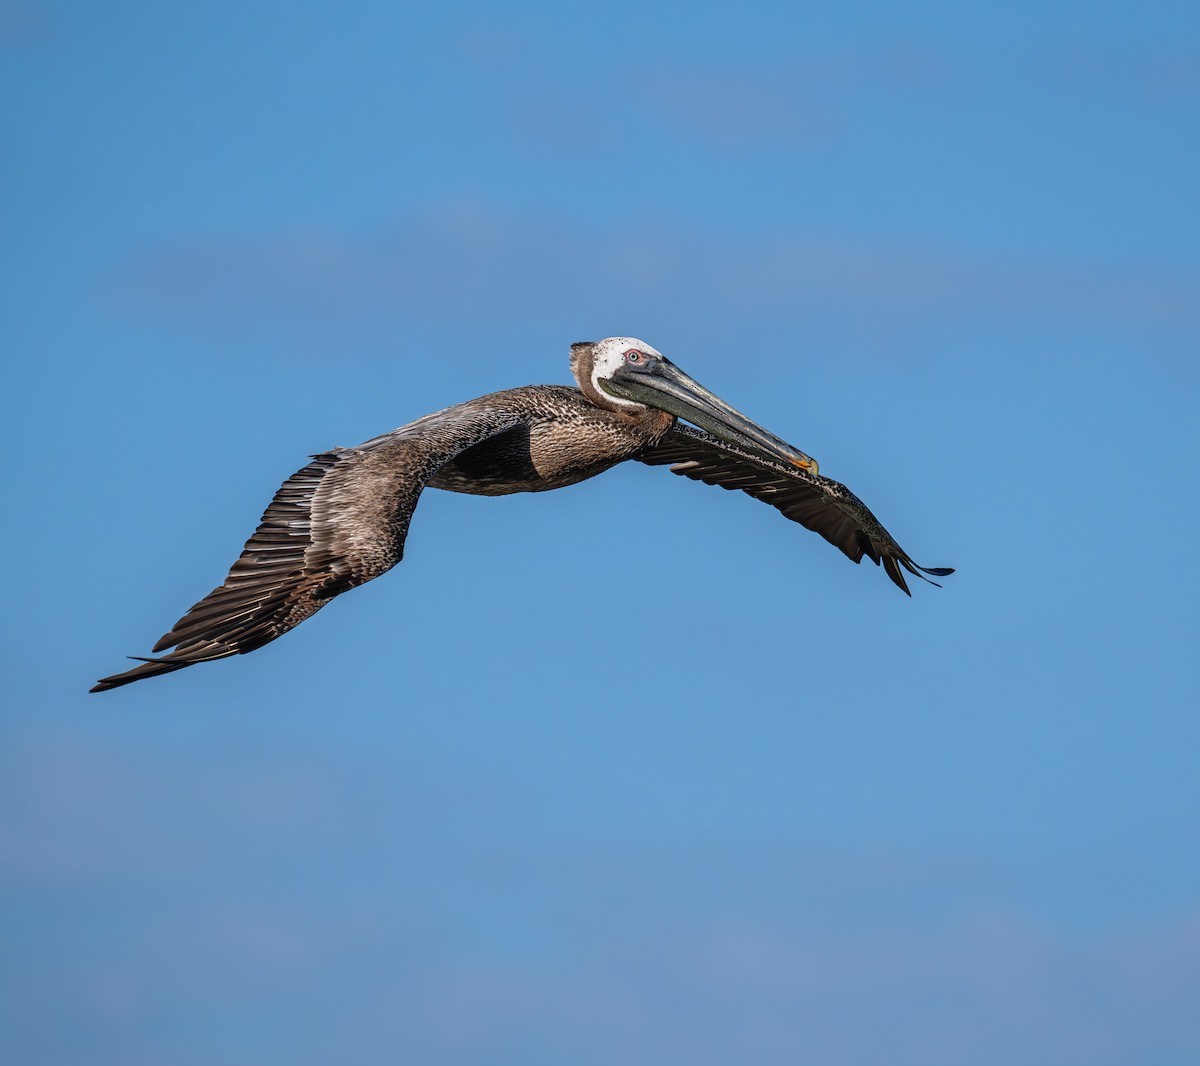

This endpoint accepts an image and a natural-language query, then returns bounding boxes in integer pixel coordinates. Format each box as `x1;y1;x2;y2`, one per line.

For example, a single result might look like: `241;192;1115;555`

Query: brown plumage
91;338;951;692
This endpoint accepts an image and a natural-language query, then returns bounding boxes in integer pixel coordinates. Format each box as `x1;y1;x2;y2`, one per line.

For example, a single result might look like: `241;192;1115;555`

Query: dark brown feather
638;423;952;595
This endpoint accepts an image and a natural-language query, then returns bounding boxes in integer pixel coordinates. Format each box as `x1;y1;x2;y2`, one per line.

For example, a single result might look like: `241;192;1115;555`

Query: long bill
601;360;820;474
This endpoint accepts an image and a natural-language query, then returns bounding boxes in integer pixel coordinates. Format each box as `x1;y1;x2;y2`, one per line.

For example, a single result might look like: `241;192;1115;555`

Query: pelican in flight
91;338;952;692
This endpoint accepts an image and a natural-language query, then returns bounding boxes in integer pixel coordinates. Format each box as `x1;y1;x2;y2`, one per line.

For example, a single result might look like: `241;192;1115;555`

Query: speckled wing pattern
638;423;953;595
91;403;527;692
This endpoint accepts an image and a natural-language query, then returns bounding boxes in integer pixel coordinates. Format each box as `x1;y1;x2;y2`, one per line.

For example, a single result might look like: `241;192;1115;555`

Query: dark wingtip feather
896;558;954;588
90;656;191;693
882;555;912;596
854;530;881;565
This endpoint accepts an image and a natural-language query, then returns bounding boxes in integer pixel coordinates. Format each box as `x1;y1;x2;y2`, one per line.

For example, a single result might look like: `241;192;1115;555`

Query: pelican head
571;337;819;474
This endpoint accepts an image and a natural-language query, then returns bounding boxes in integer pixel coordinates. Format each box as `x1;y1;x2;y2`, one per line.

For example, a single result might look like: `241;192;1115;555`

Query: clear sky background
4;1;1199;1063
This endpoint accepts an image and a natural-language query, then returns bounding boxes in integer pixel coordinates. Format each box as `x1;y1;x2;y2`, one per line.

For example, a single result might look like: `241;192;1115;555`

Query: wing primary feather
881;554;912;595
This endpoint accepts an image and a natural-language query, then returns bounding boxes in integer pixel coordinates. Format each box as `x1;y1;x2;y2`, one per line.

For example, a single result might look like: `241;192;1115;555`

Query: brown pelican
91;338;952;692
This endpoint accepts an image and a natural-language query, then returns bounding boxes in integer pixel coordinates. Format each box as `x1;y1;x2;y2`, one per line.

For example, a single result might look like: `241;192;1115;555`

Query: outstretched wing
91;402;528;691
638;423;953;594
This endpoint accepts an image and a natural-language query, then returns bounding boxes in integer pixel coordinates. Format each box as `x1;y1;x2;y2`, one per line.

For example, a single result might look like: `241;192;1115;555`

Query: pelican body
91;338;951;692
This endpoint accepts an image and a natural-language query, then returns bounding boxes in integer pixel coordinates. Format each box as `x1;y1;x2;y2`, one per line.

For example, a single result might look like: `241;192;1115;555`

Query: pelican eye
624;349;644;364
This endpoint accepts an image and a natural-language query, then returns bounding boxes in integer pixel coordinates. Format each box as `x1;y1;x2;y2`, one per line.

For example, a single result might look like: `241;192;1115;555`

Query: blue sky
4;1;1199;1063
